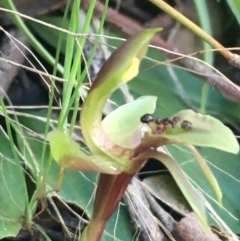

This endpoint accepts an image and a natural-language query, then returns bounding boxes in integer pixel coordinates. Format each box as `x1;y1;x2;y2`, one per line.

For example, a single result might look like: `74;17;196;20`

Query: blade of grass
194;0;213;65
69;12;82;136
225;0;240;25
57;0;81;129
38;0;72;197
58;0;100;129
61;0;109;124
40;1;72;149
193;0;213;115
80;0;109;81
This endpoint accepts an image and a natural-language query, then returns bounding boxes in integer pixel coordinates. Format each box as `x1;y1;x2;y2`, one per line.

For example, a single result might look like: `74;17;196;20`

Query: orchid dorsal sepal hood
47;28;239;241
80;28;161;160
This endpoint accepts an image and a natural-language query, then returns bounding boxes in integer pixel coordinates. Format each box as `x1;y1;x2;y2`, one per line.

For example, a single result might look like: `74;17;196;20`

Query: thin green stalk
58;0;98;129
23;189;38;229
35;0;71;201
33;223;52;241
61;0;109;123
68;14;82;136
37;156;53;197
39;0;72;181
194;0;213;64
69;63;81;135
64;0;96;98
80;0;109;81
69;95;80;135
149;0;232;61
58;0;81;129
78;0;97;55
2;0;64;74
194;0;213;114
62;2;79;90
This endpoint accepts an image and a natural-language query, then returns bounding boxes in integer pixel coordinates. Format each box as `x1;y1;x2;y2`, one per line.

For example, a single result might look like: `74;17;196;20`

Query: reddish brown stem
86;173;133;241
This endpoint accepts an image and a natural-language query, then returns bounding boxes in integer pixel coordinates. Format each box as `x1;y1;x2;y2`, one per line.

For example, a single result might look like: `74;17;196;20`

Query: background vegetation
0;0;240;240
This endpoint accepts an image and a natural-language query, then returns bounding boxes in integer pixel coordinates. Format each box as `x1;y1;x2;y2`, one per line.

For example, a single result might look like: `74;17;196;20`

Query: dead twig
0;28;29;98
124;178;167;241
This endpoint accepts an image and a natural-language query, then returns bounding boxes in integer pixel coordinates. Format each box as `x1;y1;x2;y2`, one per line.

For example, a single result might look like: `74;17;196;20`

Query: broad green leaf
48;130;121;174
0;131;28;239
102;96;157;148
135;150;207;226
225;0;240;25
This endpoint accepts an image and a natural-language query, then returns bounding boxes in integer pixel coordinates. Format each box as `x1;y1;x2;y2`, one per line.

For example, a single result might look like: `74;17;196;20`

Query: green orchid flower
48;28;239;241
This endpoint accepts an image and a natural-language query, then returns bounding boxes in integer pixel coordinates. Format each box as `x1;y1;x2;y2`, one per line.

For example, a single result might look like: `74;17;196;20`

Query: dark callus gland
171;116;180;127
162;118;171;125
141;114;154;123
181;120;192;130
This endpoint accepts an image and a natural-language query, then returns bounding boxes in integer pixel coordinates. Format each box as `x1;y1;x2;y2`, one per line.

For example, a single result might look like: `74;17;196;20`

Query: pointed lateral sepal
48;130;121;174
133;150;207;226
145;110;239;154
187;145;222;206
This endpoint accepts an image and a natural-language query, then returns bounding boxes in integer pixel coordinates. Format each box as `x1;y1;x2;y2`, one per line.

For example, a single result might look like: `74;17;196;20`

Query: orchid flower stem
82;174;133;241
79;29;160;240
